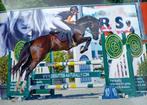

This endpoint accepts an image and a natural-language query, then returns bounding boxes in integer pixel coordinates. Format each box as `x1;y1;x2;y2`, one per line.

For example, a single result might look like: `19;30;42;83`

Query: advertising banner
83;4;140;36
140;2;147;40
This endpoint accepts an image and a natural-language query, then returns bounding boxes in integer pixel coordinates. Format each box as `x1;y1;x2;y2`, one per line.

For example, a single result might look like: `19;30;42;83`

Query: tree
138;58;147;76
0;0;6;11
0;56;8;84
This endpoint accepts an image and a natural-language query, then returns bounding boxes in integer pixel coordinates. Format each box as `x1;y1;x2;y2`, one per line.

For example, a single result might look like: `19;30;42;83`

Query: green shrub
0;56;8;84
0;1;6;12
138;58;147;76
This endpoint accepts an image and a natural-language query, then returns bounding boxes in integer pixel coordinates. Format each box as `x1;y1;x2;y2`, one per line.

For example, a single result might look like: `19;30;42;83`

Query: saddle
50;30;76;47
49;30;68;41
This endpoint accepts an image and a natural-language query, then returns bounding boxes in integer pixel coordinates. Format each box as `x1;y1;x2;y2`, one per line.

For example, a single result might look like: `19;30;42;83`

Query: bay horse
12;15;100;93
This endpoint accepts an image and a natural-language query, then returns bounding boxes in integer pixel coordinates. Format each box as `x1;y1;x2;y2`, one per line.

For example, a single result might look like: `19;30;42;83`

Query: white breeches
52;17;71;31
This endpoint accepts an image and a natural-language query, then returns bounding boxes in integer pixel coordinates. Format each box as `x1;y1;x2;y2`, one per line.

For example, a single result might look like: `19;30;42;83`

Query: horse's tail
11;42;32;74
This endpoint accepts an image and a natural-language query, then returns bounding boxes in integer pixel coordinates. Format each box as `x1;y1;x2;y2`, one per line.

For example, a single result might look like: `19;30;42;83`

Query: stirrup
71;39;76;47
50;29;60;34
72;41;76;47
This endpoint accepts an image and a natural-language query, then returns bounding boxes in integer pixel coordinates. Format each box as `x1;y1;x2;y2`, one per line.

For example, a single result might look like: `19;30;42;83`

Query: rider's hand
65;15;75;24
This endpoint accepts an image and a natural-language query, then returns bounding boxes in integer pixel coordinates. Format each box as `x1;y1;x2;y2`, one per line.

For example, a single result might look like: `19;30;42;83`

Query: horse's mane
76;16;99;24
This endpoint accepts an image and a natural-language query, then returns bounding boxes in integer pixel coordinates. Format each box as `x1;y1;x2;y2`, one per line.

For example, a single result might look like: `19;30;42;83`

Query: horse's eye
91;24;95;28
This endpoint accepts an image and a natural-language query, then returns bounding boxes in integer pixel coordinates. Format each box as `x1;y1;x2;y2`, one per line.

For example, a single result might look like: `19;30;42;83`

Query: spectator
125;20;135;34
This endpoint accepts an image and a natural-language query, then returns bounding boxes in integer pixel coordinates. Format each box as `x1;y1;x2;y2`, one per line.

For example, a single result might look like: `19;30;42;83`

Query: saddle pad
55;31;68;42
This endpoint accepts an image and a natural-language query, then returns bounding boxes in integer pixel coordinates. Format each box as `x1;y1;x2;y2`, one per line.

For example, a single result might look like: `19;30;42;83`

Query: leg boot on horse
78;37;91;53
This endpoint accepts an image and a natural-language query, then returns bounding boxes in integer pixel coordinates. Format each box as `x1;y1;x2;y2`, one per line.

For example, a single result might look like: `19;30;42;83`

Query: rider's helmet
70;6;78;13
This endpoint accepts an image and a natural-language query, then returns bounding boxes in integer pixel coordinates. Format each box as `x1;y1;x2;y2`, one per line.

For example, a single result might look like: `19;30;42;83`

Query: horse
12;15;100;93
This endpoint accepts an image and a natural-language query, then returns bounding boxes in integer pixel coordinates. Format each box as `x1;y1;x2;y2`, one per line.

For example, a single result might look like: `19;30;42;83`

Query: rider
125;20;135;35
52;6;79;48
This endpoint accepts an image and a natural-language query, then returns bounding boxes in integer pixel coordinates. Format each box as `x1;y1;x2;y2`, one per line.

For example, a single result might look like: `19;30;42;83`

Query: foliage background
0;0;6;11
0;56;8;84
138;58;147;76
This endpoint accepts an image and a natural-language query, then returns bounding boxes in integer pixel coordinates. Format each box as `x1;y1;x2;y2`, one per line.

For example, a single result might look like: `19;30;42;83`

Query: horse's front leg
16;76;21;91
76;37;91;53
20;80;27;93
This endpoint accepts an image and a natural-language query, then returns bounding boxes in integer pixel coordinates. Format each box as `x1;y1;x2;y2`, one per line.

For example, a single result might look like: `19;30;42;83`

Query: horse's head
87;16;99;40
76;16;100;40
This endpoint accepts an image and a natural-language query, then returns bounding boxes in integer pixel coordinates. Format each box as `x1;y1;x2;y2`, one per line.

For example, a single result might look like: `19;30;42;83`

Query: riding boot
67;31;73;48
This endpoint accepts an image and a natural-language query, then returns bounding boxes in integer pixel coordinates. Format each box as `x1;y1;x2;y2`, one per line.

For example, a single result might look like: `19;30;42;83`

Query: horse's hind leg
16;57;31;91
20;61;38;93
12;42;31;74
11;57;25;75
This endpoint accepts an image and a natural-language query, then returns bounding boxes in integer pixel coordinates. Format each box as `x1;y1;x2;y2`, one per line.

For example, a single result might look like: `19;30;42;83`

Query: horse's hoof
80;48;88;53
